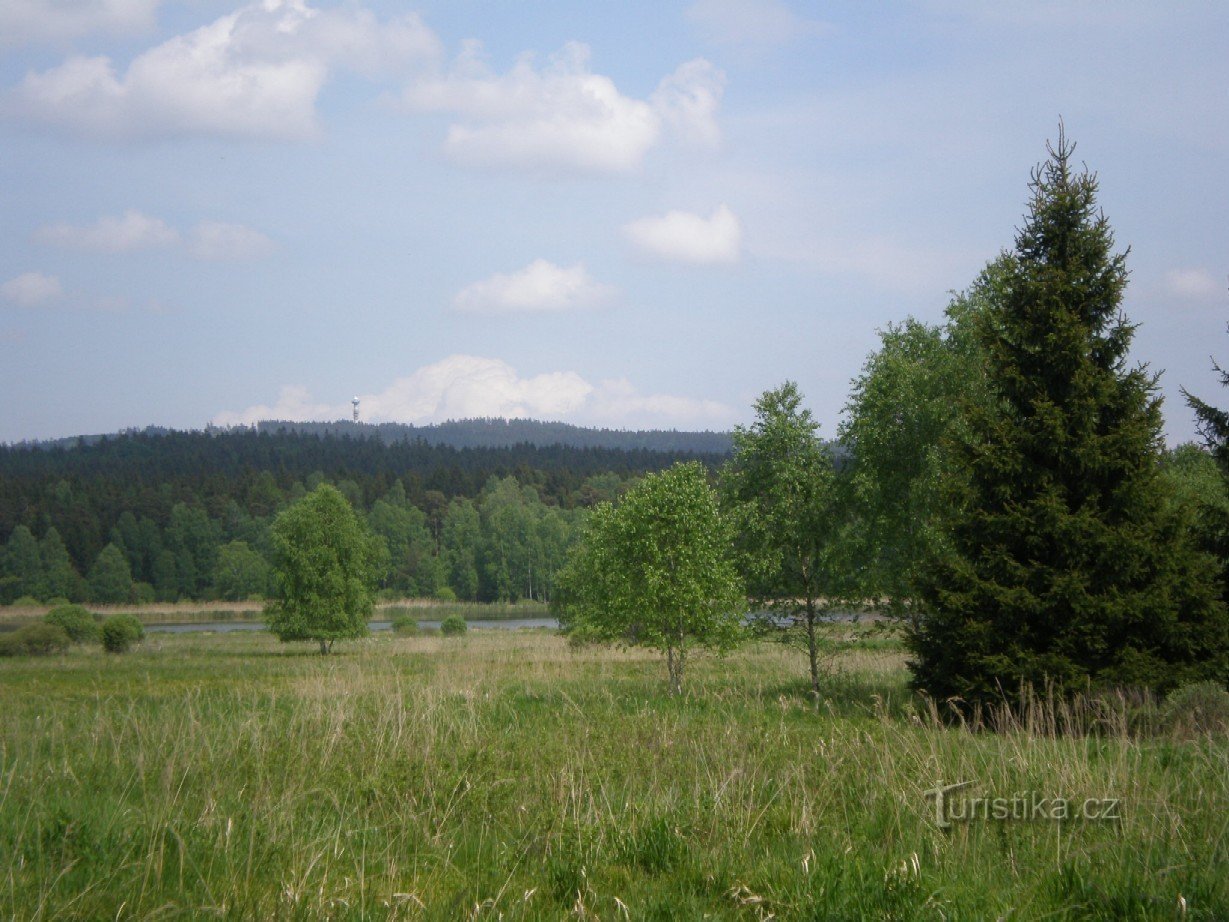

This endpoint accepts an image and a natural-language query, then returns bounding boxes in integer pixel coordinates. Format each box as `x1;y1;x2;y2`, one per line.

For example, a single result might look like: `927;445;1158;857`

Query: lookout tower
352;397;360;423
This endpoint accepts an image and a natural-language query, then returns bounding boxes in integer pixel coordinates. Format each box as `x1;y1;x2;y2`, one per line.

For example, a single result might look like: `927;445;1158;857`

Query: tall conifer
910;129;1229;703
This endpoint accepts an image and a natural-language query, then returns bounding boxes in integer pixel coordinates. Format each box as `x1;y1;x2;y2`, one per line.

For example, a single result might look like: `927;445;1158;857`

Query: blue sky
1;0;1226;444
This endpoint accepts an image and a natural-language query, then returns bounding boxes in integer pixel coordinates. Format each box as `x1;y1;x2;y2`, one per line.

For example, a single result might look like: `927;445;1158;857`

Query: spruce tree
910;129;1229;704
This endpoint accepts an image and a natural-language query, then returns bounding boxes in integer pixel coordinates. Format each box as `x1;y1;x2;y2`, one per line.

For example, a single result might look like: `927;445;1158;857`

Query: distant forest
0;423;731;606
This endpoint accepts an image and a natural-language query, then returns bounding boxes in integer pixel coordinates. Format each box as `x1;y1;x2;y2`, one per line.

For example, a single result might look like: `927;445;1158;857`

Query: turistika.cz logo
923;781;1122;829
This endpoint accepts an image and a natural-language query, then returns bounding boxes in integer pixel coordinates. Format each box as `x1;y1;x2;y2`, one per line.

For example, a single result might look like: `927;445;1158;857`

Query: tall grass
1;630;1225;919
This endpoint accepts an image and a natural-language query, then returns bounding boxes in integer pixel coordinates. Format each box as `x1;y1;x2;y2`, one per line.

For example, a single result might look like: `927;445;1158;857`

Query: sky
1;0;1226;445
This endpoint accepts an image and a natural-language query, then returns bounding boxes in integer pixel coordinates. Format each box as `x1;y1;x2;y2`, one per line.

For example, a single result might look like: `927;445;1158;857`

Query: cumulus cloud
35;211;274;260
7;0;440;140
187;222;276;260
624;204;741;265
453;260;614;313
1165;268;1223;300
1;272;63;307
1;0;160;47
686;0;828;47
402;41;723;173
213;355;736;429
34;210;180;252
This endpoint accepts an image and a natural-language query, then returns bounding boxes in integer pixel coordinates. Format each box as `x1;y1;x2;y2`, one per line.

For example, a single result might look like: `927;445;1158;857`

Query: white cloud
453;260;614;313
35;211;274;260
2;272;63;307
686;0;828;47
0;0;160;47
34;210;180;252
402;42;723;173
213;355;737;429
7;0;440;140
624;204;741;265
1165;268;1223;300
187;221;276;260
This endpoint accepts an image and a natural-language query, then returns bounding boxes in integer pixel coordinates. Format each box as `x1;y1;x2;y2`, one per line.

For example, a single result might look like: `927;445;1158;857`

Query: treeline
0;429;725;606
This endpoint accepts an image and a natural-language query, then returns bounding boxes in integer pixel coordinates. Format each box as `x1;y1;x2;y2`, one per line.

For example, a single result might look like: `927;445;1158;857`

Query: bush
132;582;157;605
433;586;457;603
101;614;145;653
439;614;468;636
1160;681;1229;737
391;614;420;636
10;595;43;608
44;604;100;643
0;622;70;656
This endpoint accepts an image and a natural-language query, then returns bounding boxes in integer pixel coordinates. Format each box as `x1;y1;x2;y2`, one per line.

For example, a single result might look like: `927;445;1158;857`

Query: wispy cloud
1;271;63;307
686;0;828;48
1165;268;1223;300
624;204;741;265
1;0;162;48
402;41;723;174
35;211;273;260
6;0;440;140
453;260;614;314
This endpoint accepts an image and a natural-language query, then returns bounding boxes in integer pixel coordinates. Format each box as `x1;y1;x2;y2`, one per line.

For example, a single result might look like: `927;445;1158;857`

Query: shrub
0;622;70;656
10;595;43;608
439;614;468;636
44;604;100;643
391;614;420;636
132;582;157;605
434;586;457;603
101;614;145;653
1160;681;1229;737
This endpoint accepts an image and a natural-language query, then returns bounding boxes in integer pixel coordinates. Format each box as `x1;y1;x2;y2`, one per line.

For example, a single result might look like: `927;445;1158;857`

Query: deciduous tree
557;461;743;695
266;484;380;654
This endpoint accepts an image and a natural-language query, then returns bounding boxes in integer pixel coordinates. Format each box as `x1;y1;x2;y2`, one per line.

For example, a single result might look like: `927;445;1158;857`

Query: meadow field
1;627;1226;920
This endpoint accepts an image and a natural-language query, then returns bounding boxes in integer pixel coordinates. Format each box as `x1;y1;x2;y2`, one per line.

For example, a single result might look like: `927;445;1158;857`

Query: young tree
556;461;743;695
266;483;380;654
838;264;999;613
88;543;133;604
911;129;1229;704
722;382;857;695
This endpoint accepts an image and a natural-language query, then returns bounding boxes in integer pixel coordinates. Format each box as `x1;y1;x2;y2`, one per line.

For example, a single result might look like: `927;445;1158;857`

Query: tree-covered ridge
16;417;735;455
0;427;726;606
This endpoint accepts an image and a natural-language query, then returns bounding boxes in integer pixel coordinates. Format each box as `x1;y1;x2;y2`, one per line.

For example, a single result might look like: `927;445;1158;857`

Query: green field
2;628;1226;920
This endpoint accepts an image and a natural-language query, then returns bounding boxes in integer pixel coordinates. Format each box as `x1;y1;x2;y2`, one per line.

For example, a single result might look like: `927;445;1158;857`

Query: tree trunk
319;639;328;655
805;596;820;697
667;645;684;696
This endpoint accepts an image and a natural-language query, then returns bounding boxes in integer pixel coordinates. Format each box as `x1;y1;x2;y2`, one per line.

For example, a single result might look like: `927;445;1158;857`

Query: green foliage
433;586;456;602
1159;680;1229;737
44;604;100;643
839;266;998;610
556;461;744;694
211;540;270;601
265;484;379;654
9;595;42;608
439;614;468;636
87;543;133;604
100;614;144;653
0;622;70;656
390;614;420;636
911;130;1229;705
722;382;858;693
3;525;45;603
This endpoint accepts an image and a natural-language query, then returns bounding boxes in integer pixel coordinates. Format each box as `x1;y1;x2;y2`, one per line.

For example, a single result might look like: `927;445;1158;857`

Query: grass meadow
1;627;1226;920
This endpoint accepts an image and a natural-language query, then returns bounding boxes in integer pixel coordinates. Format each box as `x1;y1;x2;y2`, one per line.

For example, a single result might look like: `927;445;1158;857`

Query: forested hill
24;418;734;455
254;418;734;453
0;427;729;597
